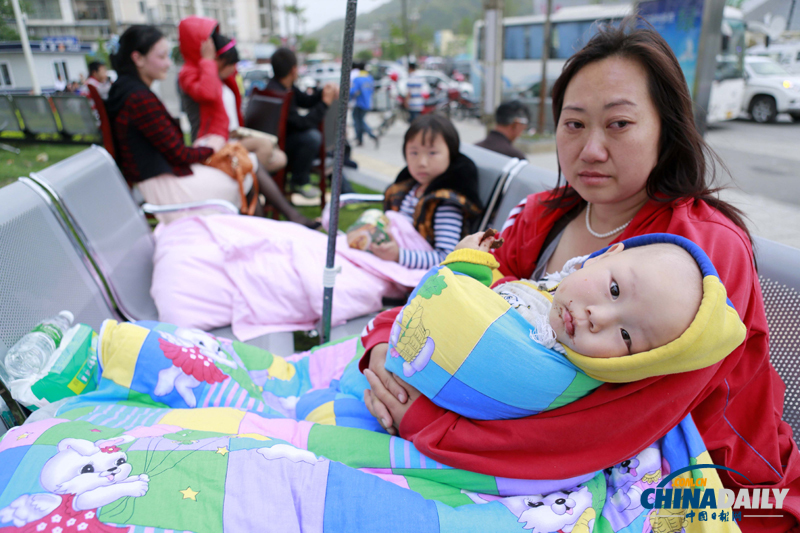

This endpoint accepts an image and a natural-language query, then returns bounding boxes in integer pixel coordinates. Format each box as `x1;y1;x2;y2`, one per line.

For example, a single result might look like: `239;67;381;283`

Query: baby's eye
610;281;620;299
621;329;632;352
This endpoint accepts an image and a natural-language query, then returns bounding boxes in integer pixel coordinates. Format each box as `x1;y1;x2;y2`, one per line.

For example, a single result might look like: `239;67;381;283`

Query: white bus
472;4;745;124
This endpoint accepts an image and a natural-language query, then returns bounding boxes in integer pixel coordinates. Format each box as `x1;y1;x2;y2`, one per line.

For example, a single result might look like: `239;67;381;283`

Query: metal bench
754;237;800;436
50;95;100;139
0;179;118;432
25;145;296;356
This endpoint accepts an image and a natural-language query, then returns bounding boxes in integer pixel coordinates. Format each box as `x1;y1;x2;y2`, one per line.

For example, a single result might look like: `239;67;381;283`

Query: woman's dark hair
110;25;165;78
548;17;751;242
402;113;460;165
213;32;239;67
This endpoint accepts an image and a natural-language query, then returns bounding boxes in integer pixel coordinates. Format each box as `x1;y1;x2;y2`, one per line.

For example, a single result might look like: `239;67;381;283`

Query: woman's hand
370;241;400;262
194;134;226;152
200;37;216;60
362;343;416;434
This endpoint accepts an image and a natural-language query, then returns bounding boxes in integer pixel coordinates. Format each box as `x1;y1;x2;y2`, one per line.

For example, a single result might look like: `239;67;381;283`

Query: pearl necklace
585;203;633;239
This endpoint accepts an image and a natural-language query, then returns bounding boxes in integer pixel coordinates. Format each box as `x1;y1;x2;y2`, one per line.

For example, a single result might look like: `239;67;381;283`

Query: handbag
204;142;258;215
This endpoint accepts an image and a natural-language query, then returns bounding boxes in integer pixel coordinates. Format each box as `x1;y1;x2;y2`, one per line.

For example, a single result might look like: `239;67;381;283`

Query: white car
742;56;800;123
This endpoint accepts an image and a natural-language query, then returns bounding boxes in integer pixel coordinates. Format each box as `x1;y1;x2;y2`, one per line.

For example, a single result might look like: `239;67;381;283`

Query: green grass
0;141;86;187
295;179;382;232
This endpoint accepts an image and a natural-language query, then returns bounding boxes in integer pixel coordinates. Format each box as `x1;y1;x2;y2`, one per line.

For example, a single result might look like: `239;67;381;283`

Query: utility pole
537;0;552;135
105;0;117;34
10;0;39;95
401;0;410;65
788;0;797;31
482;0;504;127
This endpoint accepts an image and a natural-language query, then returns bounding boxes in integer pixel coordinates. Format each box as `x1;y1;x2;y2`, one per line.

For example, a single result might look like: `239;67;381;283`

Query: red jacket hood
179;16;218;65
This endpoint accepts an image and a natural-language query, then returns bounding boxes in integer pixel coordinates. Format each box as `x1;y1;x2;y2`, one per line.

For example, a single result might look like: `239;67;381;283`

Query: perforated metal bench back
491;162;557;230
51;95;100;136
13;95;59;135
754;236;800;436
30;146;159;321
461;143;514;212
0;181;115;360
0;96;21;132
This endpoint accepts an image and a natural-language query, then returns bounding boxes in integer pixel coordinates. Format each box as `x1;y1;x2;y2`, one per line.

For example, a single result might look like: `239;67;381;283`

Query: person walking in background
475;100;531;160
350;61;378;148
85;60;112;99
266;47;337;200
405;62;424;123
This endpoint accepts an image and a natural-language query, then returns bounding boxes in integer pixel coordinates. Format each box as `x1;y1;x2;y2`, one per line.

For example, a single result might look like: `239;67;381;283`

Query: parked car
240;64;273;95
742;56;800;123
747;42;800;74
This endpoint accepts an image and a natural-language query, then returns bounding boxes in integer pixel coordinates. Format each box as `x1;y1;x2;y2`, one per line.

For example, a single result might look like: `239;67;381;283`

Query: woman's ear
131;51;145;69
582;242;625;268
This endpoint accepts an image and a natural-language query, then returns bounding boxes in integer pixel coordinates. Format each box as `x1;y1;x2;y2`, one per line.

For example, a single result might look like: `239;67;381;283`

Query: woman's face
404;131;450;189
134;38;172;84
556;56;661;207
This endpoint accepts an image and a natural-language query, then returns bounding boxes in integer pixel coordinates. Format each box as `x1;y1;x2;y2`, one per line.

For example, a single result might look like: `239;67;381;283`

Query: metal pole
11;0;39;95
320;0;357;344
693;0;725;136
105;0;118;35
788;0;797;32
482;0;504;121
401;0;410;64
537;0;552;135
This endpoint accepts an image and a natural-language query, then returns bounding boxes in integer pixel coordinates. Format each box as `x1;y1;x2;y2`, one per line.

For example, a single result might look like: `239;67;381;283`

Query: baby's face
548;244;699;358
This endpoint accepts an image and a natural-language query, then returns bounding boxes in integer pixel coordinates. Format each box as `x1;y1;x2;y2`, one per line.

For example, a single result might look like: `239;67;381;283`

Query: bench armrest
141;200;239;216
338;193;384;206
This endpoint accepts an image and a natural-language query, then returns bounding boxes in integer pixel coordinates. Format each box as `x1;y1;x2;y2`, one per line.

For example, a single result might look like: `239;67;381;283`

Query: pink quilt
150;211;432;341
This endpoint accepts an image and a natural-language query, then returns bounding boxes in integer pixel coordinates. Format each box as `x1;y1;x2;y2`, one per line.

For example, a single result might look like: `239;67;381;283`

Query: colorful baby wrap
386;249;602;420
0;318;742;533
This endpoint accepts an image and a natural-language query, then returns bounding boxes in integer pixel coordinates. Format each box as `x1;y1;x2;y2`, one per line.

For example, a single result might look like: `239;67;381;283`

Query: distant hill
310;0;534;54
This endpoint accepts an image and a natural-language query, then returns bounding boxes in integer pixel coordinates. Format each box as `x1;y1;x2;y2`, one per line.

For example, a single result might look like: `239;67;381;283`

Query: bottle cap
58;310;74;324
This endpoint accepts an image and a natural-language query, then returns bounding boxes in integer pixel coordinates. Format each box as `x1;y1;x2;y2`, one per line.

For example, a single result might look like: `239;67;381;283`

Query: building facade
21;0;279;52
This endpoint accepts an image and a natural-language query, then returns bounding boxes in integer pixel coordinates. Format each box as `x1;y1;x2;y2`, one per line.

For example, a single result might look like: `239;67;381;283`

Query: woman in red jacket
360;21;800;532
177;16;317;227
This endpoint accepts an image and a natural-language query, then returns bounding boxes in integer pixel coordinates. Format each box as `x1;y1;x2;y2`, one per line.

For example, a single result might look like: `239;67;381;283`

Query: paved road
349;112;800;249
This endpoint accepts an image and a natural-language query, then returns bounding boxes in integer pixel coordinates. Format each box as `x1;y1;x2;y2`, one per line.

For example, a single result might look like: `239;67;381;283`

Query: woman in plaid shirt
106;25;244;224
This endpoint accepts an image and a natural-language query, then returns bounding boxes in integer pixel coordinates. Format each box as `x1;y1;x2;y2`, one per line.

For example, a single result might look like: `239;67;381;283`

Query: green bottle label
32;323;63;347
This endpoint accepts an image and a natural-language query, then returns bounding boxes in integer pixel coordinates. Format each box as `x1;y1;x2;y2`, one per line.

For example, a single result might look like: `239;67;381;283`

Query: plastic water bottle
3;311;74;379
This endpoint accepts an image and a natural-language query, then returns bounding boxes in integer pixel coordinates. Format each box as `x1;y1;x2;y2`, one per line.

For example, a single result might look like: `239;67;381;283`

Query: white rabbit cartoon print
0;435;148;532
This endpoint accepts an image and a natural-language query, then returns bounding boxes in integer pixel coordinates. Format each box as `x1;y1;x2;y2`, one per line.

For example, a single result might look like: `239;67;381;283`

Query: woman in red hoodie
178;16;316;227
360;21;800;532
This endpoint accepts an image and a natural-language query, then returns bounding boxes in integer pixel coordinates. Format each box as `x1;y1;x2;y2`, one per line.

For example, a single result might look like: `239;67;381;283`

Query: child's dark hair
213;32;239;67
395;113;483;210
402;113;460;165
110;25;165;78
88;60;105;75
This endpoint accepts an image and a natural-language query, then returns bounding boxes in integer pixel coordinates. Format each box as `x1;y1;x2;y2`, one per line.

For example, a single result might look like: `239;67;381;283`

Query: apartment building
23;0;280;49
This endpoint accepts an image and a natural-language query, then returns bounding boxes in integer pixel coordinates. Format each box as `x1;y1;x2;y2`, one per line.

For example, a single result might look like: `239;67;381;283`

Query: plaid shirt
113;87;212;183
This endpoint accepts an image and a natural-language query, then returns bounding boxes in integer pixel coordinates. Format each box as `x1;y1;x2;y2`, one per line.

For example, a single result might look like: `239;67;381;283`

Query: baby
385;231;746;420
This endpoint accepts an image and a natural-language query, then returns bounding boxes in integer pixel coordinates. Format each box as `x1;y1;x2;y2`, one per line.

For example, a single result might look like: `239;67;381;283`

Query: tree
0;0;23;40
356;49;373;62
299;38;318;54
456;16;475;36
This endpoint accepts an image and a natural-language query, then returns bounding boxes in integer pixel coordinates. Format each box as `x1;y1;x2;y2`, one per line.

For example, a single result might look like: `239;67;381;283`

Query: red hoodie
177;16;243;140
360;192;800;533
